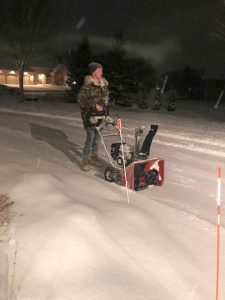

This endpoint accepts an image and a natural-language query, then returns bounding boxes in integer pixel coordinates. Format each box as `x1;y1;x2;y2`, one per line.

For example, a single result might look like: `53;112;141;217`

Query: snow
0;95;225;300
4;84;70;91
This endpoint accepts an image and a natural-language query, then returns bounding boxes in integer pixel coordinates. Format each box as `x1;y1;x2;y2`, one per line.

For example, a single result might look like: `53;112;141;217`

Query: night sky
1;0;224;73
52;0;225;73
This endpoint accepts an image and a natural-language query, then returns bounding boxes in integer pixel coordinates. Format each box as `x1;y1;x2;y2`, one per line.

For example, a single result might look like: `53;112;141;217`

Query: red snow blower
91;111;164;191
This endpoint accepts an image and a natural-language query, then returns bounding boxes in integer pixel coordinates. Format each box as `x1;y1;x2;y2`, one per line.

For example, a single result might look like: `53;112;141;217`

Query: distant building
0;64;68;86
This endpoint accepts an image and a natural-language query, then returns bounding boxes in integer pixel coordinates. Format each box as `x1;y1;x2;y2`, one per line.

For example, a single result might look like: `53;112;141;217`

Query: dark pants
83;127;99;158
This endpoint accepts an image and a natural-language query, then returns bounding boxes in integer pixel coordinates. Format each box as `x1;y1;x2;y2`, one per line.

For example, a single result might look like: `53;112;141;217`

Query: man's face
93;67;103;79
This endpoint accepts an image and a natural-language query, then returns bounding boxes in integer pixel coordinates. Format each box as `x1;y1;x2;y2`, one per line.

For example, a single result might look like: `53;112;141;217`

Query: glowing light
24;72;28;75
38;74;45;80
9;71;16;74
30;75;34;81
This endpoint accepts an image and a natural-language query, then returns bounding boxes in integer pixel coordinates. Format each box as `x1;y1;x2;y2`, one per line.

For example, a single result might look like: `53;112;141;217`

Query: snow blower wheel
104;167;120;183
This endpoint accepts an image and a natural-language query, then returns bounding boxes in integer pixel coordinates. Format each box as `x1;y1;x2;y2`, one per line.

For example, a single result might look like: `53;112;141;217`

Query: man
77;62;109;171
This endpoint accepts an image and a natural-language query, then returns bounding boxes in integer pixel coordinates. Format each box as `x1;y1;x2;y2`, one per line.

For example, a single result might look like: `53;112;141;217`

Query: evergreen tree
179;65;204;98
66;36;93;100
124;56;156;94
100;31;128;104
101;31;155;105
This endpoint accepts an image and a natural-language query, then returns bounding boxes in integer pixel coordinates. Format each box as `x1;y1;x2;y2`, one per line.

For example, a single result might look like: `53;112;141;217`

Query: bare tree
213;0;225;42
0;0;56;101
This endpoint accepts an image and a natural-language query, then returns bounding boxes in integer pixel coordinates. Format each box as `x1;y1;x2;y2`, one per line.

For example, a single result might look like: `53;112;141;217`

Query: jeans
83;127;99;158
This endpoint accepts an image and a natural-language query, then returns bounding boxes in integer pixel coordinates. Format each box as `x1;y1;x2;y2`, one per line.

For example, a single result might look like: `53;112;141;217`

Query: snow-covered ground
4;84;70;91
0;95;225;300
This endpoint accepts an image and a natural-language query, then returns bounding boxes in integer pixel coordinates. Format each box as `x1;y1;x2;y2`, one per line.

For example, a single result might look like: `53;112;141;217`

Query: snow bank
1;165;223;300
5;172;176;299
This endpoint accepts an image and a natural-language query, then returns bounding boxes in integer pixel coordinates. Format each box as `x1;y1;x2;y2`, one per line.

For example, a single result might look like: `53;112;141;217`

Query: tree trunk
18;68;25;102
16;59;25;103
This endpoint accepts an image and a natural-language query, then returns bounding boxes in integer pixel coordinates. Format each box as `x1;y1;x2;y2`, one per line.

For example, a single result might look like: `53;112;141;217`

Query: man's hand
96;104;103;112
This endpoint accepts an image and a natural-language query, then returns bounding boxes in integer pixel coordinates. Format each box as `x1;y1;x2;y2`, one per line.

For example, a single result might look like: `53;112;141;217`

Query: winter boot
89;155;103;167
80;157;91;171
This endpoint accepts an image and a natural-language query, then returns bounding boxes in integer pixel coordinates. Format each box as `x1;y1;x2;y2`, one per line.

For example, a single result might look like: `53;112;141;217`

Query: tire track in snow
1;108;224;158
153;139;225;158
158;196;225;228
123;126;225;158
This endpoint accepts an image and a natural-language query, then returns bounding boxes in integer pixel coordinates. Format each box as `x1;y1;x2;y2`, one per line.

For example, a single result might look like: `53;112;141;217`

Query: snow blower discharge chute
90;109;164;191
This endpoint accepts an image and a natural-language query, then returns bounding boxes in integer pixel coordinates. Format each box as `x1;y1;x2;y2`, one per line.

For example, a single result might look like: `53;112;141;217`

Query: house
0;64;68;86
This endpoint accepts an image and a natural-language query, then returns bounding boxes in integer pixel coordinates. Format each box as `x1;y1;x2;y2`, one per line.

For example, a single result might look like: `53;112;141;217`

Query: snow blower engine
108;125;164;191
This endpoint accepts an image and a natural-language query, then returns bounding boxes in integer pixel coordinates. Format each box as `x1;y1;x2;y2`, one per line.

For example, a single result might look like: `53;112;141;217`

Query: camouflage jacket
77;75;109;129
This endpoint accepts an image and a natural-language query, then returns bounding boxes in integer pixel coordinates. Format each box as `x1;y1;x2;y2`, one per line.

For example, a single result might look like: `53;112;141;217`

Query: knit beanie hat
88;62;102;74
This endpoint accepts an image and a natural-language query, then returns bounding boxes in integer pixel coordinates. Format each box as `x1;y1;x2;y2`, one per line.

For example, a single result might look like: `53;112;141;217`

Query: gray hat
88;62;102;74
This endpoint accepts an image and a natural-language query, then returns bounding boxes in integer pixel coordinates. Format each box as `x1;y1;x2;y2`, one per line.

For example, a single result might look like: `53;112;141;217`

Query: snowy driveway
0;98;225;300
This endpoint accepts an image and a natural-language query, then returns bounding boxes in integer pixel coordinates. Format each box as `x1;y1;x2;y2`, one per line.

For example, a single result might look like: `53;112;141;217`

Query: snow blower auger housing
92;111;164;191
